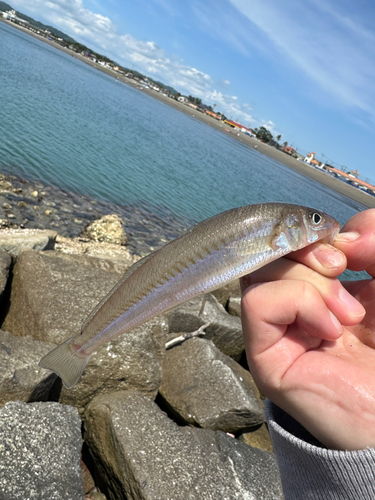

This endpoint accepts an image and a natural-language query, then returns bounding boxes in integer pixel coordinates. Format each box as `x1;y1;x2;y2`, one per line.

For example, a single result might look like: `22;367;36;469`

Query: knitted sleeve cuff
265;400;375;500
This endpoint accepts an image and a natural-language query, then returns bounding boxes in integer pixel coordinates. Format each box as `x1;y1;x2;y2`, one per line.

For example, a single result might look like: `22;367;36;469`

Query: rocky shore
0;188;284;498
0;172;189;257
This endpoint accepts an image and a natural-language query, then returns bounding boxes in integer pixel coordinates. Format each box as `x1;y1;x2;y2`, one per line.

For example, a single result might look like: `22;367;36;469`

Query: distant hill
154;82;179;95
0;2;77;43
0;2;12;11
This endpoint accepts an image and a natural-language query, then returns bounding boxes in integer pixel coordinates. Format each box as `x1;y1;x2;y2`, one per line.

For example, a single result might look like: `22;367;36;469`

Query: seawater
0;20;367;234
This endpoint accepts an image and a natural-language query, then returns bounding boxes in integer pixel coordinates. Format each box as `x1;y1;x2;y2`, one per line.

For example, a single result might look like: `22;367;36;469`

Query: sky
8;0;375;183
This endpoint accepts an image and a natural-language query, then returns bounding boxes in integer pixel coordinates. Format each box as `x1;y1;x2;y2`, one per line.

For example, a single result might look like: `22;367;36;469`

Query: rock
239;424;274;453
0;329;57;406
0;179;12;191
85;391;283;500
86;493;107;500
3;250;131;344
0;218;17;229
167;294;244;361
31;190;39;197
159;338;264;433
59;316;167;414
54;235;138;264
211;279;241;307
81;459;96;495
228;296;242;316
44;209;53;216
0;251;11;305
81;214;127;245
0;401;83;499
0;228;57;256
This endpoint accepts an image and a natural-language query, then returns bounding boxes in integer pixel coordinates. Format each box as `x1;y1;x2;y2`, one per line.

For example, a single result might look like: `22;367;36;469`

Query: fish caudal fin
39;337;90;389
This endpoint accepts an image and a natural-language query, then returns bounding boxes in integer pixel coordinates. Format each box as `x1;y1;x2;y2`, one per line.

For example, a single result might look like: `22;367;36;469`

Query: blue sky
9;0;375;183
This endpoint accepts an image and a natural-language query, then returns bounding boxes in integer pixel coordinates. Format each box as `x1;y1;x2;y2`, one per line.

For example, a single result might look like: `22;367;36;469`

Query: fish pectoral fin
39;337;90;389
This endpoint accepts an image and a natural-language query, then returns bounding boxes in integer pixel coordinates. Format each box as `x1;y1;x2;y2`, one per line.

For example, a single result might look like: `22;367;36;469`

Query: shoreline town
1;13;375;210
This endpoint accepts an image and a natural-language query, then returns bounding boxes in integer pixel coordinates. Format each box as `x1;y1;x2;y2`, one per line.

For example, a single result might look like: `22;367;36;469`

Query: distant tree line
254;126;273;143
187;96;202;105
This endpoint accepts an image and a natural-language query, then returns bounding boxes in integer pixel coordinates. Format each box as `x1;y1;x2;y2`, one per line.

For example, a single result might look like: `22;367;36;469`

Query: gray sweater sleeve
265;400;375;499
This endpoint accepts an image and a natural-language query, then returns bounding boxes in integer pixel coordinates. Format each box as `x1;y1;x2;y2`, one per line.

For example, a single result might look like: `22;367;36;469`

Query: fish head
301;207;341;246
272;205;341;252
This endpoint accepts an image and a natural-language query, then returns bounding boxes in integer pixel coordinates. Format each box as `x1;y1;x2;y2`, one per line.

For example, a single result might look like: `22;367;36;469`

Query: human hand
240;209;375;451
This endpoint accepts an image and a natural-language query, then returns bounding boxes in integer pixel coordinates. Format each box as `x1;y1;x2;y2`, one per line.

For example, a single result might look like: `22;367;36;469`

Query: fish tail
39;337;90;389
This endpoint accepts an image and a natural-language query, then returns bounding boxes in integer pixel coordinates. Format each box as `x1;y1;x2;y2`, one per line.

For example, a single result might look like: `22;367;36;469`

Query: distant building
304;152;319;165
205;110;220;120
281;146;296;156
2;9;29;24
224;120;255;135
347;170;360;179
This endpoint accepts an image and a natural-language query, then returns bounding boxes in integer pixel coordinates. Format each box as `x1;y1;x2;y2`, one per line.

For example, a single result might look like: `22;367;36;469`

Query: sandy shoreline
3;17;375;210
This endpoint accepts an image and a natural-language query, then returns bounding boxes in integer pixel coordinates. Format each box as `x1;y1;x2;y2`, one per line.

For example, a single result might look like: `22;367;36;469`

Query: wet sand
3;18;375;210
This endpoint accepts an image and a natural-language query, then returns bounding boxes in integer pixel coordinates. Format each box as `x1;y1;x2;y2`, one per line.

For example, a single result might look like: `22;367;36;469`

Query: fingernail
339;288;366;317
335;232;360;242
313;245;345;269
329;311;343;334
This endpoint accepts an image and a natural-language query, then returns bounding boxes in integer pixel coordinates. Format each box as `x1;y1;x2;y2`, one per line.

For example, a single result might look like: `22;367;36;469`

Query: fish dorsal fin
80;251;156;332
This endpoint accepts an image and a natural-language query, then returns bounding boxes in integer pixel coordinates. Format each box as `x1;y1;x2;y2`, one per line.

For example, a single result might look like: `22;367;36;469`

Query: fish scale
39;202;340;388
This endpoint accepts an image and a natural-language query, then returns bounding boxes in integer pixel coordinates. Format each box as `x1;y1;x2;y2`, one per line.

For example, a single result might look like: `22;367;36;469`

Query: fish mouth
322;223;341;245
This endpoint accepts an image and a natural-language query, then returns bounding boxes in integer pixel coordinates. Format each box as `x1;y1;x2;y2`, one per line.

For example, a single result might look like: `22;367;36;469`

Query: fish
39;202;340;388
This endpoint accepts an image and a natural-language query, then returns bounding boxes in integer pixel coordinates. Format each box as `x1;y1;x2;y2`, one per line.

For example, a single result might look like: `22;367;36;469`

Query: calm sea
0;21;367;235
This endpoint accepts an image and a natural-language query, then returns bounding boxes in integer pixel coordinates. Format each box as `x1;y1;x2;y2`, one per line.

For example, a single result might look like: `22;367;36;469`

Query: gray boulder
159;337;264;433
2;250;131;344
167;294;244;360
0;228;57;256
59;316;167;413
85;391;283;500
228;296;242;317
0;329;57;406
0;401;83;499
239;424;274;453
55;234;137;265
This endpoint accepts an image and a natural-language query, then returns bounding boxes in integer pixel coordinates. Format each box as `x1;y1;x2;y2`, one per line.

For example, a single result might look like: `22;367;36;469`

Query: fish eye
310;212;323;225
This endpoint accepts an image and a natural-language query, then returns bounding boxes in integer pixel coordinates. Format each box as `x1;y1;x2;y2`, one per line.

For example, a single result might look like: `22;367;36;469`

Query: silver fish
39;202;340;388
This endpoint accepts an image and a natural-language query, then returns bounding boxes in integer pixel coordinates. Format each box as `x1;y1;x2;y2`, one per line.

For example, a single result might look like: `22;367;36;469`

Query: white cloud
201;90;255;125
228;0;375;120
260;120;276;133
9;0;260;126
12;0;113;37
218;79;231;89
